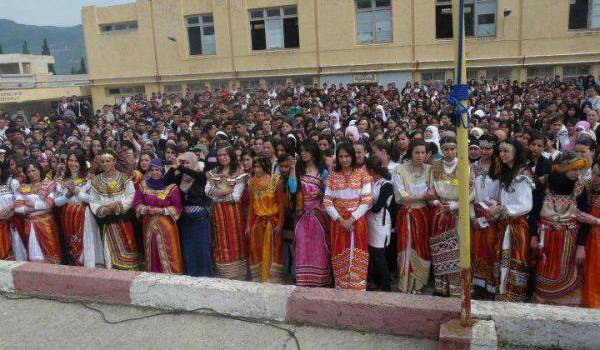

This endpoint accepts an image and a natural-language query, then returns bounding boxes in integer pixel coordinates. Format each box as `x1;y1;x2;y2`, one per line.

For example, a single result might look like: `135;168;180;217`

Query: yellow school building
82;0;600;109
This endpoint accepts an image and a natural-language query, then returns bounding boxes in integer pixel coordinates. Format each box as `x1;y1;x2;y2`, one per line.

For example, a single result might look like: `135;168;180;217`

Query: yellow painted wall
83;0;600;109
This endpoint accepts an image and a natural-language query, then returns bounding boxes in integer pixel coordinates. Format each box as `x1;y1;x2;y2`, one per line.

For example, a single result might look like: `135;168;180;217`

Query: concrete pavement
0;294;437;350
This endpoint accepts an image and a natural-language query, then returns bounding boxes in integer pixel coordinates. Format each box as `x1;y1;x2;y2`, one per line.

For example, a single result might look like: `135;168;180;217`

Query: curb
3;261;600;349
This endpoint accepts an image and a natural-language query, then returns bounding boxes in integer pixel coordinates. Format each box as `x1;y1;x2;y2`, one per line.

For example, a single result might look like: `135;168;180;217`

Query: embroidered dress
206;170;248;279
0;180;20;260
583;191;600;308
133;182;183;274
15;179;62;264
54;177;103;267
323;168;372;290
294;173;330;287
89;171;140;270
429;158;463;297
471;161;501;294
494;172;534;302
247;174;285;283
393;162;432;293
535;181;584;306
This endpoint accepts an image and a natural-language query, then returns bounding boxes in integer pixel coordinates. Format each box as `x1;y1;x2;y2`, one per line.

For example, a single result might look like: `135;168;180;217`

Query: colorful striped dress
323;168;372;290
206;170;248;279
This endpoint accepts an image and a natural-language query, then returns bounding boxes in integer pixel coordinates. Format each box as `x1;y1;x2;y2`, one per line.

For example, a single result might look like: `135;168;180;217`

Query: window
265;78;287;89
107;86;145;96
188;82;207;93
435;0;496;38
421;71;447;83
186;15;216;55
164;84;182;94
485;68;512;81
240;79;261;90
99;21;138;33
355;0;392;43
563;65;591;81
0;63;20;74
467;69;480;81
249;6;299;50
47;63;56;74
292;76;314;86
21;63;31;74
527;66;555;80
210;80;229;90
569;0;600;29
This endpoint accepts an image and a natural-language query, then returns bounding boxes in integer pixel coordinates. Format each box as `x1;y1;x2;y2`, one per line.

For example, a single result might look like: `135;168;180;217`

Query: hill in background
0;18;85;75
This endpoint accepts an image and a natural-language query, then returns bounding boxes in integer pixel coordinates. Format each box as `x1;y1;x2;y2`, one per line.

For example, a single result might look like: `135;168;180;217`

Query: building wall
82;0;600;109
0;54;55;75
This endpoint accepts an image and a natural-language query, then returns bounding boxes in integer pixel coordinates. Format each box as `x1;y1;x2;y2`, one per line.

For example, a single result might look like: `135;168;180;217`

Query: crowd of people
0;73;599;309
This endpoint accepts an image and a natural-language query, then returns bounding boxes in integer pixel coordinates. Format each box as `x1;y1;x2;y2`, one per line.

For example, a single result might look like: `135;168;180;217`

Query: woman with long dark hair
15;160;62;264
393;139;433;294
323;142;372;290
54;150;103;267
89;150;140;270
246;155;285;282
365;155;393;291
0;158;20;260
289;140;330;287
206;145;248;279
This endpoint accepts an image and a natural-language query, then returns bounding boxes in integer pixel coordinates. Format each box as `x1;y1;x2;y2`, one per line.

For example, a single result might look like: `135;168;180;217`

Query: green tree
41;38;51;55
22;40;30;54
0;42;3;54
78;57;87;74
70;66;76;74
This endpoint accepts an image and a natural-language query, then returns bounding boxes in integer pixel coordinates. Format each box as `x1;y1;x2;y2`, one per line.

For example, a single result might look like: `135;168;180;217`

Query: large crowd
0;73;600;309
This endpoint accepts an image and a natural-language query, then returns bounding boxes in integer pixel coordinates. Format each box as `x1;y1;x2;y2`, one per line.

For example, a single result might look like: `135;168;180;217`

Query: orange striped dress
323;168;373;290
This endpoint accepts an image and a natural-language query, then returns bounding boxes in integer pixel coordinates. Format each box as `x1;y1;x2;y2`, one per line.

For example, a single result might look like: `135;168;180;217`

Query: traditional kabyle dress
54;176;103;267
583;184;600;308
246;174;285;283
471;160;501;295
0;179;21;260
323;168;372;290
89;171;140;270
15;179;62;264
393;162;432;293
206;170;248;279
534;178;587;305
494;170;534;302
429;158;468;297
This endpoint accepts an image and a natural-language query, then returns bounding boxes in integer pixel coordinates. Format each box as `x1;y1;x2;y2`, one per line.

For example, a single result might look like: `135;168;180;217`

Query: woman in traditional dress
54;150;103;267
393;139;432;294
206;146;248;279
471;134;501;297
14;160;62;264
581;157;600;308
0;162;19;260
246;156;285;282
89;150;140;270
133;158;183;274
429;136;469;297
486;139;534;302
532;152;589;305
289;140;330;287
166;152;213;277
323;142;372;290
365;155;394;291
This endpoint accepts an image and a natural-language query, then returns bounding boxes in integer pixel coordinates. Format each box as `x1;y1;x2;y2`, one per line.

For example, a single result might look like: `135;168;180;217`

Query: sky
0;0;134;27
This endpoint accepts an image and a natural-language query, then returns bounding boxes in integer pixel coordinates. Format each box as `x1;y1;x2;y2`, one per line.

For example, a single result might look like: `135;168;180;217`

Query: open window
435;0;496;39
186;15;216;55
250;6;299;50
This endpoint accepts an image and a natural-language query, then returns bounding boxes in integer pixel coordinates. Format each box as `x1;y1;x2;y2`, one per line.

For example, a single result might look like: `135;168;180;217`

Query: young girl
323;142;372;290
246;156;285;283
393;139;432;294
365;156;394;291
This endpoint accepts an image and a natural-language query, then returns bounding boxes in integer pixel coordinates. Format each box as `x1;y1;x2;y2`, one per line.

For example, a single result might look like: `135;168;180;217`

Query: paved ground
0;293;437;350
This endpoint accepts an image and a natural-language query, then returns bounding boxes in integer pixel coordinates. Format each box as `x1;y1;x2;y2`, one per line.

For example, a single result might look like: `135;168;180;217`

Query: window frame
420;70;447;84
562;65;592;81
107;86;145;96
185;14;216;56
569;0;600;30
355;0;393;44
526;66;556;81
435;0;497;39
248;5;299;51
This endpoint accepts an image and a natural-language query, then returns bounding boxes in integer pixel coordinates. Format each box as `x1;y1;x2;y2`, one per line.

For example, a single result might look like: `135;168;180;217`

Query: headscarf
179;152;199;192
146;158;165;190
345;125;360;142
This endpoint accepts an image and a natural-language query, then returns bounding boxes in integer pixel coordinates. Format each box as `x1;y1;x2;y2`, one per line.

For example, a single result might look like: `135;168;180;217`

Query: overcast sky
0;0;134;27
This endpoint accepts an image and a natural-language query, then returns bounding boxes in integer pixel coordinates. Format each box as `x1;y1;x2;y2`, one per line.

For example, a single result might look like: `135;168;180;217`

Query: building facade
0;54;90;114
82;0;600;108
